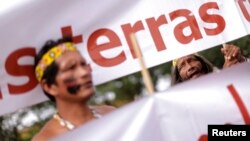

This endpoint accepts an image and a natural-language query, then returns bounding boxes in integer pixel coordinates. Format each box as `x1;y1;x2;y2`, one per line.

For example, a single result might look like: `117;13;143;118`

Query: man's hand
221;44;246;68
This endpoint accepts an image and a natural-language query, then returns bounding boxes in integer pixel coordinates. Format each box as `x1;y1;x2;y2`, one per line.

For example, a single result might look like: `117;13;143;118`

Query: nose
186;63;194;74
75;64;91;79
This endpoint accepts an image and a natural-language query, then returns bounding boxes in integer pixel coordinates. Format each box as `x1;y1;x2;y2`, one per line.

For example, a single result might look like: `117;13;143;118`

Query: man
32;37;115;141
171;44;248;85
171;54;215;85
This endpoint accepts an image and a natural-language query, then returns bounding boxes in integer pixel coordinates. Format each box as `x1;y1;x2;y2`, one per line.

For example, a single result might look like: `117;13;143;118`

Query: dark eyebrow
60;60;76;71
177;59;184;67
177;61;184;71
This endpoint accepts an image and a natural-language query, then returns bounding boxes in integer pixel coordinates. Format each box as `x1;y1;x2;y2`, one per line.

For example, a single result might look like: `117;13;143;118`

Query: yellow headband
35;42;77;82
172;58;178;67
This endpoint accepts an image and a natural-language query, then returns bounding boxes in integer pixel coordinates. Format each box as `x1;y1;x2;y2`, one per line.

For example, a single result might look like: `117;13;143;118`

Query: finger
222;44;238;60
225;45;236;58
225;56;230;60
228;46;234;57
224;45;231;60
230;46;240;58
224;58;239;68
221;47;225;54
223;44;231;54
233;47;240;57
232;48;238;57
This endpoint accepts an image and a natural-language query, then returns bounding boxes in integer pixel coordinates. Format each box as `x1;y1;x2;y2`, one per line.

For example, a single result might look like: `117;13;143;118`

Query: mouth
189;70;201;80
82;80;93;89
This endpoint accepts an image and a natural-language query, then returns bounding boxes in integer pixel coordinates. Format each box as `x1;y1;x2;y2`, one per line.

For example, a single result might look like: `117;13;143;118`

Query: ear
40;80;59;97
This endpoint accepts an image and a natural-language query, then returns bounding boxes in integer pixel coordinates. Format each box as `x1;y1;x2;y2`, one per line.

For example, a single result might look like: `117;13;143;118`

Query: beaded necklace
53;109;101;130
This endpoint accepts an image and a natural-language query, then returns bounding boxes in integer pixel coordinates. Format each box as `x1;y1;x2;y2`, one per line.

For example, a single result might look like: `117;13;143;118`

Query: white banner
0;0;250;115
236;0;250;32
53;62;250;141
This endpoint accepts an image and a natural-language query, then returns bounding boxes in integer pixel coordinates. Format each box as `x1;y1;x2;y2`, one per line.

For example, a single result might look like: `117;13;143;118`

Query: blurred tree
0;101;55;141
94;54;172;107
95;72;144;107
0;115;20;141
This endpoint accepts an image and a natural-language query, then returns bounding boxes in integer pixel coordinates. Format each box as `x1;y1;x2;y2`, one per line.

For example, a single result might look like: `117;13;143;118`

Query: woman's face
53;51;94;101
177;55;205;81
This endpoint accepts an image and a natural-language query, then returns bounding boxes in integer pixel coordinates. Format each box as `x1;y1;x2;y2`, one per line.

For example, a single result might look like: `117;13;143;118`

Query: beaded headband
35;42;77;82
172;58;178;67
172;53;199;67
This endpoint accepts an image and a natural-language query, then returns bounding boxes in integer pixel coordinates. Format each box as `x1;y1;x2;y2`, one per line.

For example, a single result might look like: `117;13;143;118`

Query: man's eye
80;62;87;67
69;65;75;70
178;65;183;71
65;64;76;71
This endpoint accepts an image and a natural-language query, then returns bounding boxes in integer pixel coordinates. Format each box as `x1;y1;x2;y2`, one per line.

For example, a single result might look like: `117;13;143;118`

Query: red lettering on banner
5;48;38;94
88;28;126;67
3;1;227;99
238;0;250;22
61;26;83;44
170;9;202;44
146;15;168;51
198;134;207;141
199;2;226;35
83;1;224;67
121;21;145;58
227;84;250;124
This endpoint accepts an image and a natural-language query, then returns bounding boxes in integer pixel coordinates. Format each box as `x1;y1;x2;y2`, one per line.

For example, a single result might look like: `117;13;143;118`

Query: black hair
171;54;215;85
34;37;73;102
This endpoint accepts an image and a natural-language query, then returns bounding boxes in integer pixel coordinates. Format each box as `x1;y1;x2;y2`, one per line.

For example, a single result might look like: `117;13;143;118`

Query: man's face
53;51;94;101
176;55;205;81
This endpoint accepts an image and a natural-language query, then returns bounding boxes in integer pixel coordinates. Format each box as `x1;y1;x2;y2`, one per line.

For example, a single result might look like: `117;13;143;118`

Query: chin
80;87;95;98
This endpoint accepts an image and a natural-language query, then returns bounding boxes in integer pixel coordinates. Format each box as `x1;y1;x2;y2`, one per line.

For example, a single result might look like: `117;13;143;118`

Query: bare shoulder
32;130;48;141
91;105;116;115
31;118;64;141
